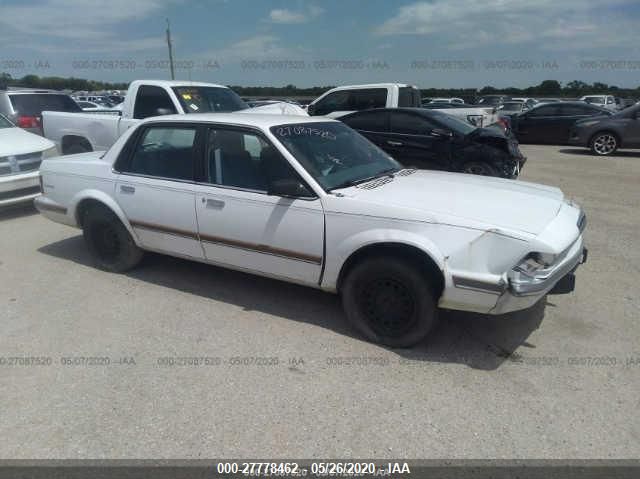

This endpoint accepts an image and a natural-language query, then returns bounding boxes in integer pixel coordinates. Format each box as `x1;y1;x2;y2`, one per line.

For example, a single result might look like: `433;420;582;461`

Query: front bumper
0;171;40;207
490;238;587;314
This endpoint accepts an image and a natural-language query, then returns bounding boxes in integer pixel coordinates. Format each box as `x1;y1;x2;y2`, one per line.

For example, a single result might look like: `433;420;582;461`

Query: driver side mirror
268;178;314;198
306;104;316;116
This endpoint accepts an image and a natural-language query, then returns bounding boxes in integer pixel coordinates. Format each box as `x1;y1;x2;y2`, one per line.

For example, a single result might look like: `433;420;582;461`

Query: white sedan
35;113;587;347
0;114;58;206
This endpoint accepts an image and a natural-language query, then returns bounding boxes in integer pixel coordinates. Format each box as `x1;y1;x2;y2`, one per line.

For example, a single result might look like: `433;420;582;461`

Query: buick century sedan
35;114;587;347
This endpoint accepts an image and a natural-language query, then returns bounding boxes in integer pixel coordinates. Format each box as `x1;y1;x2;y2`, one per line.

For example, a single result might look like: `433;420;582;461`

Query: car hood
336;170;564;235
0;127;54;157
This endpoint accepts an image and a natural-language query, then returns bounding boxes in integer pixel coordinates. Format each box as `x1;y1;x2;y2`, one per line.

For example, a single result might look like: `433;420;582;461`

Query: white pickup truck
43;80;306;154
307;83;498;127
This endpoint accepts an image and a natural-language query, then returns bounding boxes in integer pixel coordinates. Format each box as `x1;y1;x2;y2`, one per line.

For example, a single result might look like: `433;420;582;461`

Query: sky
1;0;639;88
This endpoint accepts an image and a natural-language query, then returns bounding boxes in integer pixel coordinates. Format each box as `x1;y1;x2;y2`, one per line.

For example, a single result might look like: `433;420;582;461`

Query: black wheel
341;257;438;348
82;204;143;272
590;132;618;156
462;161;498;177
65;142;91;155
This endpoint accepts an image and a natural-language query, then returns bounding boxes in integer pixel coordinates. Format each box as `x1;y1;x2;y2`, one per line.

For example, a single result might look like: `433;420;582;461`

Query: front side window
172;87;248;113
271;122;400;191
133;85;177;119
528;105;560;116
0;114;13;128
559;105;592;116
124;126;197;181
205;128;300;192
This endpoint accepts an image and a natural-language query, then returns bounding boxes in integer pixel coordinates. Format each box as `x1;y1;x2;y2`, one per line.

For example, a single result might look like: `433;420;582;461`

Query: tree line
1;73;638;99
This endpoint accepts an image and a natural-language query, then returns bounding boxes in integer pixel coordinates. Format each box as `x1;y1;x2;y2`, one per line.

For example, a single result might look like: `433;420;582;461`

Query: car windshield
271;122;401;191
0;114;13;128
583;97;604;104
427;111;477;135
172;86;248;113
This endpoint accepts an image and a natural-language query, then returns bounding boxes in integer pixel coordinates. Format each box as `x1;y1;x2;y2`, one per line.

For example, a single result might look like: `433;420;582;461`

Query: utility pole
166;18;175;80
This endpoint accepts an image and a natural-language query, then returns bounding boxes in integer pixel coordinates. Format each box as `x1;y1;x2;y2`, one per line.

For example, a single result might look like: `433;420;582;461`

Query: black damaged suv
340;107;526;178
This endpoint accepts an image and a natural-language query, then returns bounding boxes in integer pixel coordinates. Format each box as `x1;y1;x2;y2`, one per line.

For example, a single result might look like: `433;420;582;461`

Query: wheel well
337;243;445;299
589;130;621;147
75;198;109;227
62;135;93;154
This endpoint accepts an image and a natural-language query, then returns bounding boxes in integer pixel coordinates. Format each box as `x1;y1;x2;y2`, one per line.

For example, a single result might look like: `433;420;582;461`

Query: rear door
514;104;561;143
387;111;451;169
340;110;389;149
113;123;204;259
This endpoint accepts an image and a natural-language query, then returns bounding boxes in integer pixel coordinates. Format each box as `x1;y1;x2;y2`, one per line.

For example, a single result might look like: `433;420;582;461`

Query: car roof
132;79;228;89
328;83;416;90
140;113;339;129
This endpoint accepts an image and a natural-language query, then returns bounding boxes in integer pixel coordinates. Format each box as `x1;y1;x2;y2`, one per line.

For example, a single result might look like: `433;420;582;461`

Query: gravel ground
0;145;638;459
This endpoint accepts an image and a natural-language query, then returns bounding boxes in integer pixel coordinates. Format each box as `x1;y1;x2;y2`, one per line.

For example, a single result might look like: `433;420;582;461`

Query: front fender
321;228;446;291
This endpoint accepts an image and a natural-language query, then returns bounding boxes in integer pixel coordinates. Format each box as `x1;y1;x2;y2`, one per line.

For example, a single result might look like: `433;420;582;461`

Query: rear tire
82;204;143;272
65;141;92;155
342;257;438;348
590;132;618;156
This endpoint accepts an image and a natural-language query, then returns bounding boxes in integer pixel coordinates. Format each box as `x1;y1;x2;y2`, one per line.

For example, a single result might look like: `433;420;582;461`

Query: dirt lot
0;145;639;459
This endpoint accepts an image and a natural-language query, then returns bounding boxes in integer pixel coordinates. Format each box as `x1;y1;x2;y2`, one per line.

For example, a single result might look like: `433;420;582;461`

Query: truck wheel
82;204;143;272
341;257;438;348
590;132;618;156
463;161;498;177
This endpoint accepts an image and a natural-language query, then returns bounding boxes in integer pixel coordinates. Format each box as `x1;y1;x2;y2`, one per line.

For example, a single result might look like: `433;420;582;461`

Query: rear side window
350;89;387;111
528;105;560;116
133;85;178;119
9;94;81;116
559;105;594;116
342;111;388;132
123;126;197;181
390;112;437;135
398;87;421;107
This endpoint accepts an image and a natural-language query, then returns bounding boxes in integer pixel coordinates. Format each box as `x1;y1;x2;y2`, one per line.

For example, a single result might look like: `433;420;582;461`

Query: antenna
166;18;175;80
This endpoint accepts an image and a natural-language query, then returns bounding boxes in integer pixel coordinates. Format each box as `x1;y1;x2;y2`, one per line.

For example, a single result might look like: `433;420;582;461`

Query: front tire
590;132;618;156
342;257;438;348
82;204;143;272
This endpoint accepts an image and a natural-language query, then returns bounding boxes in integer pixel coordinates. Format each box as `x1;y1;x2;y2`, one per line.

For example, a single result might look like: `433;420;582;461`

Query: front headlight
513;252;556;276
41;145;58;159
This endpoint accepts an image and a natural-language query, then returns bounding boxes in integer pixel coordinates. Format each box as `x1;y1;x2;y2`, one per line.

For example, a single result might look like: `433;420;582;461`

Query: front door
192;126;324;286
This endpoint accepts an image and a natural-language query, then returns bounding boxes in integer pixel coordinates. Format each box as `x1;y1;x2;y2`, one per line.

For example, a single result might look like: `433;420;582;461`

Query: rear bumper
0;171;40;207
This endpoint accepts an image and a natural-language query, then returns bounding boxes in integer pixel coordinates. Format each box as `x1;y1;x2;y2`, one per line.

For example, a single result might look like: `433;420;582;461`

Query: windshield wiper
328;167;399;191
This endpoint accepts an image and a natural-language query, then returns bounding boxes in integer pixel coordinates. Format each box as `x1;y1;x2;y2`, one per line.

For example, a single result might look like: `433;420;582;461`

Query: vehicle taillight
17;116;41;129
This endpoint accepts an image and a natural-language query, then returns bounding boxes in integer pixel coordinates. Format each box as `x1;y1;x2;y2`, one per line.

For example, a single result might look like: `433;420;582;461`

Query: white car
35;114;587;347
0;114;57;206
580;95;617;111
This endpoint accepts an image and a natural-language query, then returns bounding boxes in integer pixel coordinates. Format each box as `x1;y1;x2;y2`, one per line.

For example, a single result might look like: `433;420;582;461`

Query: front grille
0;152;43;176
0;185;41;201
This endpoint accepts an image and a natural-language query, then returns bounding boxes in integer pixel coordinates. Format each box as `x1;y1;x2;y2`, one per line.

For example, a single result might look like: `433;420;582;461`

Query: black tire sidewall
66;143;90;155
82;206;142;272
462;160;498;177
342;257;438;348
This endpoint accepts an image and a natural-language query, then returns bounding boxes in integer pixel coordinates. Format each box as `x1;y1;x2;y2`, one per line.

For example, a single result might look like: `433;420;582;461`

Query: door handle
387;140;403;146
204;198;225;209
120;185;135;194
